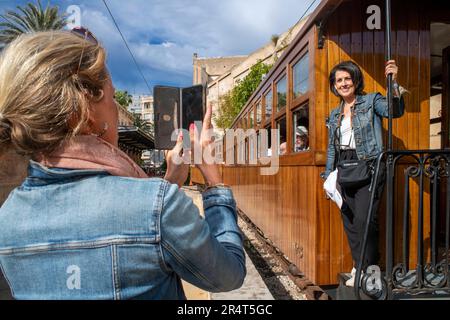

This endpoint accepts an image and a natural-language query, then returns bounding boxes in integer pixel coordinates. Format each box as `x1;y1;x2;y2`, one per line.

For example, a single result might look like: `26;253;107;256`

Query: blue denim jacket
0;161;246;300
324;93;405;179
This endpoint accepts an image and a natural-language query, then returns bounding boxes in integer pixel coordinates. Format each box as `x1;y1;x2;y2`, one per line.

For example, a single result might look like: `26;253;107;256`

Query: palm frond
2;11;31;32
0;0;67;44
0;17;26;34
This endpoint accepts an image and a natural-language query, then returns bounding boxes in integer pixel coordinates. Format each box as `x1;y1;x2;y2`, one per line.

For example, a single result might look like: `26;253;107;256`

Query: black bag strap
334;102;355;164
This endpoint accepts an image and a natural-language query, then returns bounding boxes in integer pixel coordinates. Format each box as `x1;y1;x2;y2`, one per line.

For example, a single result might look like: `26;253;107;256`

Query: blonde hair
0;31;108;156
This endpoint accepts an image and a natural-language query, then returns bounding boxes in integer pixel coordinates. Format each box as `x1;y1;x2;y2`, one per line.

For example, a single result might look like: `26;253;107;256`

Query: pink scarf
37;135;149;178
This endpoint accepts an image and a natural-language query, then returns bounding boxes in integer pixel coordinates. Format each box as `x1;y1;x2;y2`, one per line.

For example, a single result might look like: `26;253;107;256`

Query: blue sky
0;0;319;95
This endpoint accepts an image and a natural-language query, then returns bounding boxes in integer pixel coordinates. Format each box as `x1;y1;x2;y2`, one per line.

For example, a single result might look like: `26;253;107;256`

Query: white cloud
56;0;319;93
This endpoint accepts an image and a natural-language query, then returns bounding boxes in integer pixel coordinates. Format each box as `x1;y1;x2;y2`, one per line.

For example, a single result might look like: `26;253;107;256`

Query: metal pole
386;0;393;151
385;0;394;300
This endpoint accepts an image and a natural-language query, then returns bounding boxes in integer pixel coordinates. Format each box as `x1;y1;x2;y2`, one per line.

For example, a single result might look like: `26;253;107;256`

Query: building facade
117;102;134;126
140;95;154;124
193;16;308;136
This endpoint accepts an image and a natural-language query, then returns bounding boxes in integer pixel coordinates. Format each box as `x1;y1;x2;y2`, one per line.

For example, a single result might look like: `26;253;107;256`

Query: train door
430;21;450;245
440;46;450;241
442;46;450;149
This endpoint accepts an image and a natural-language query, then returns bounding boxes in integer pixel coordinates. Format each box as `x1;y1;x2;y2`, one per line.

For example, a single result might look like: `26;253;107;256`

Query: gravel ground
238;216;307;300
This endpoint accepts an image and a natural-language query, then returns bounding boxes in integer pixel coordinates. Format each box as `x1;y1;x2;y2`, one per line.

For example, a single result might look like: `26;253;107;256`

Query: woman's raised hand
190;103;222;186
385;60;398;81
164;131;189;188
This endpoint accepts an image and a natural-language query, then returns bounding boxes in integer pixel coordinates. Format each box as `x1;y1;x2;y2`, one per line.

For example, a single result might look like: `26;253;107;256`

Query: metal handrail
355;149;450;299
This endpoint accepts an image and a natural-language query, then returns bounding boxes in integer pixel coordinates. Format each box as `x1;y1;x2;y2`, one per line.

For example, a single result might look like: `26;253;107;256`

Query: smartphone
154;84;204;149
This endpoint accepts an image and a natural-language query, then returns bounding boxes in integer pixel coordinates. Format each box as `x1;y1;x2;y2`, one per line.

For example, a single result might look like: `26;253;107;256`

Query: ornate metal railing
355;150;450;300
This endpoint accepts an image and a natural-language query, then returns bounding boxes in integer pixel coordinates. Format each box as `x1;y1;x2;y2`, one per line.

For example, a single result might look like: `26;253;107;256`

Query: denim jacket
324;92;405;179
0;161;246;300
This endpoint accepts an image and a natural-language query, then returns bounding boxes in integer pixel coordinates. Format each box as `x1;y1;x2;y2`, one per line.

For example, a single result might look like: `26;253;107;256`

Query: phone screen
153;84;204;150
182;85;204;130
154;86;180;149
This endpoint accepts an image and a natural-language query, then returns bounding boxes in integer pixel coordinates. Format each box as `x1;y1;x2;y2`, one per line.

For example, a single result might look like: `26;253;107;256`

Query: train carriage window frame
275;115;287;156
261;123;272;158
275;74;287;112
290;47;311;108
249;106;255;128
263;89;273;127
256;99;262;128
292;51;310;101
292;103;310;153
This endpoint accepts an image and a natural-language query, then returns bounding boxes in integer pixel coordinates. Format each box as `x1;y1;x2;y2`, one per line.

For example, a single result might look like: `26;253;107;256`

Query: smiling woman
323;60;405;287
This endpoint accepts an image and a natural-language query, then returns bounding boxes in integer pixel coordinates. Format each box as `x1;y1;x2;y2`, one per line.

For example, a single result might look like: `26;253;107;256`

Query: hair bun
0;114;12;141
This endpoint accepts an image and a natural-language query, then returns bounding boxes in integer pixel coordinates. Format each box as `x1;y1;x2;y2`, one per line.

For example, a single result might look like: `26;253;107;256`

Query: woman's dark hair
329;61;365;97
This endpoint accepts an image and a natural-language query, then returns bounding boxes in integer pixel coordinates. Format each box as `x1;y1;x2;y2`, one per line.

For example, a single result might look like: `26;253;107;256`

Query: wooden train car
192;0;450;285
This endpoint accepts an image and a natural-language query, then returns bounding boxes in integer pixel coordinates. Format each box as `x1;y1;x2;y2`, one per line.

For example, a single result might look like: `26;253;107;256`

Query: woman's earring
93;122;108;137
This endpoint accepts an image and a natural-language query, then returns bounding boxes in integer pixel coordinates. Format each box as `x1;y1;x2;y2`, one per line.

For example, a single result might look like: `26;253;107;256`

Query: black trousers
339;150;385;269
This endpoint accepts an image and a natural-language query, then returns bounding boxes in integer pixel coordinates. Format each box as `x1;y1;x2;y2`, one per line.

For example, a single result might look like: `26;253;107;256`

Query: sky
0;0;319;96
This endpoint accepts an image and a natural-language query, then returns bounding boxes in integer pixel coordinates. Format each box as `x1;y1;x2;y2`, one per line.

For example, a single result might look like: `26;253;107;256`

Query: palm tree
0;0;67;44
132;113;154;136
114;90;133;108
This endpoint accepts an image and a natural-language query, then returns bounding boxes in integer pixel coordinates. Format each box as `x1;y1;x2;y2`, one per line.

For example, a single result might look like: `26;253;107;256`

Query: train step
326;272;373;300
324;271;450;300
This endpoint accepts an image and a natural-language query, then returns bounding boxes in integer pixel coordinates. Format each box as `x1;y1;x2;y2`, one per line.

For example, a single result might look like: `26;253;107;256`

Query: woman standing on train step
322;60;406;287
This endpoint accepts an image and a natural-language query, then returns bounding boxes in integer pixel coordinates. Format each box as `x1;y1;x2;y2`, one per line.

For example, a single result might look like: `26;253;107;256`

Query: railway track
237;209;330;300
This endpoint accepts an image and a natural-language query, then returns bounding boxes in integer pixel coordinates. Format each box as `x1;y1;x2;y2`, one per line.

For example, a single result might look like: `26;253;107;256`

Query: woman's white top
340;116;356;149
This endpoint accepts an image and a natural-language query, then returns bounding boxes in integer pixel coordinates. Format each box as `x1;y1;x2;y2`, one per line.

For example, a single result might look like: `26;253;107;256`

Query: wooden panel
407;1;420;151
220;161;352;285
418;1;430;150
325;9;349;281
362;0;375;93
315;167;331;284
314;24;329;153
338;2;352;62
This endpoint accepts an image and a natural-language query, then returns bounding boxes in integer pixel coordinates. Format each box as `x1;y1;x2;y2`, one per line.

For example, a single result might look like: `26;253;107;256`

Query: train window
237;136;245;164
245;138;249;163
263;124;272;157
276;75;287;111
256;101;262;126
276;116;287;155
292;104;309;152
264;90;273;121
249;133;257;164
293;52;309;98
257;132;261;158
215;139;224;163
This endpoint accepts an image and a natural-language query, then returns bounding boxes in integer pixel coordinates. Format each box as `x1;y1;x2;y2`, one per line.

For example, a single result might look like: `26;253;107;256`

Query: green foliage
0;0;67;44
271;34;279;46
214;91;237;130
114;90;133;108
214;61;272;129
132;112;154;136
